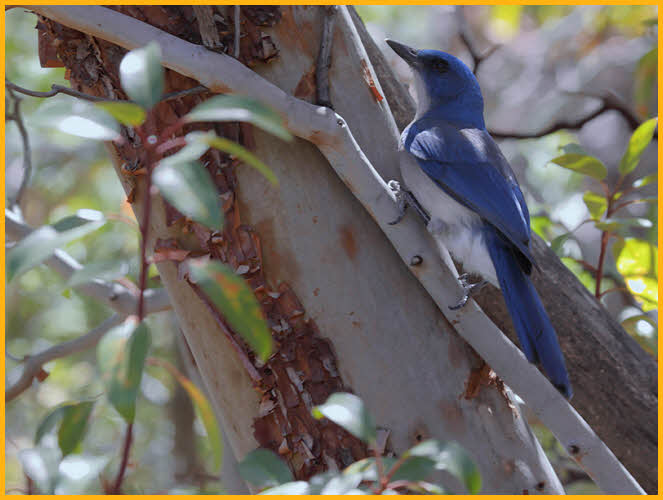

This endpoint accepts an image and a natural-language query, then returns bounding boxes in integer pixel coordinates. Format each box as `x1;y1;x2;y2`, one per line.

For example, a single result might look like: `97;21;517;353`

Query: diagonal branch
6;313;125;402
28;5;644;494
5;209;171;316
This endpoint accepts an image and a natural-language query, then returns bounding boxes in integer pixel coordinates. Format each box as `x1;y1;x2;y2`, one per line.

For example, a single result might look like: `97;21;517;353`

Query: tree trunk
33;4;654;493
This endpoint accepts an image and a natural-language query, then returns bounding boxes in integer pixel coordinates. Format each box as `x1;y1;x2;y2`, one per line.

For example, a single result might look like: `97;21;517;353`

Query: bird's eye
433;59;449;73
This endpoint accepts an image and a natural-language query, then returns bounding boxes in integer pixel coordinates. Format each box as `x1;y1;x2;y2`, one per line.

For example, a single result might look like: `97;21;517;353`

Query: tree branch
456;6;500;74
6;79;109;102
5;209;171;316
451;10;654;141
6;87;33;207
7;78;208;105
489;90;655;140
28;6;645;494
6;313;125;401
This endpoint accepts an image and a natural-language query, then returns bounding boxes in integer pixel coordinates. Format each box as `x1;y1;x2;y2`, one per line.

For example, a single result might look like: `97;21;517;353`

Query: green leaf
594;217;654;234
530;215;553;240
390;456;436;482
239;449;293;489
621;314;657;354
593;221;621;232
187;259;273;361
312;392;376;444
614;238;657;277
550;232;573;255
119;42;164;110
408;440;481;494
621;314;657;342
561;257;596;293
184;95;293;141
95;101;146;127
67;260;129;287
35;405;68;444
559;143;586;155
260;481;310;495
632;172;657;189
582;191;607;220
36;99;122;141
153;160;223;230
57;401;94;456
549;153;607;180
625;276;658;309
618;117;658;175
190;131;278;185
7;209;106;281
97;320;151;422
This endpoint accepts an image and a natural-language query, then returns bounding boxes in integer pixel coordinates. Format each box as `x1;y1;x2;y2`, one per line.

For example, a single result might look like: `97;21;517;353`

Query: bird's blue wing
404;119;534;267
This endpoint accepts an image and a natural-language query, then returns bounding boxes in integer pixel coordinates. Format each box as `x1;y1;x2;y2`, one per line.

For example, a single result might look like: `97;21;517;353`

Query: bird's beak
385;39;420;67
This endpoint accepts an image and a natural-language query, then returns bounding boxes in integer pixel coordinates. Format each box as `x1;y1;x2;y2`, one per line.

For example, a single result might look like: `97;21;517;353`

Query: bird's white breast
398;149;499;286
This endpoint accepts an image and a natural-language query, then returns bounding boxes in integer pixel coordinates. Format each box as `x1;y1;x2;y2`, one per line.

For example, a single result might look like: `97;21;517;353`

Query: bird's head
386;39;484;125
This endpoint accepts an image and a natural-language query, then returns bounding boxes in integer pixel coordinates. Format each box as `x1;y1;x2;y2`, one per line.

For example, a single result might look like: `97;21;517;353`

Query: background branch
456;6;500;74
6;87;33;207
490;91;655;140
5;209;171;316
6;313;125;401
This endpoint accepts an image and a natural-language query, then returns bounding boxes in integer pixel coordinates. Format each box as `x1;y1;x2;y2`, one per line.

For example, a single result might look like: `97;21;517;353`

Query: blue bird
386;39;572;399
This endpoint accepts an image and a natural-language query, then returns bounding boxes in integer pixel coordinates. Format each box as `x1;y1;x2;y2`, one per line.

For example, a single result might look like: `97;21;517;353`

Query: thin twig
316;5;337;108
7;78;208;106
6;314;126;402
456;6;500;74
6;88;33;207
162;85;208;102
598;286;629;299
110;422;134;494
135;128;154;322
6;79;108;102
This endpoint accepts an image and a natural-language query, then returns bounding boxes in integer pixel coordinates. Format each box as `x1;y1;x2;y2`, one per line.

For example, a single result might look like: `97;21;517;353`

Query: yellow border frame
1;2;659;497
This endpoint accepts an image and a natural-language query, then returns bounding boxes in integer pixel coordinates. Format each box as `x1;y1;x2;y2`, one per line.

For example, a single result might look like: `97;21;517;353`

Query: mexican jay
386;39;572;398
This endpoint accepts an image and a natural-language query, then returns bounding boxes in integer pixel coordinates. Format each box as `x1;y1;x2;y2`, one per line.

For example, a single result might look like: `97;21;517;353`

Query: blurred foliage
542;118;658;355
6;5;658;495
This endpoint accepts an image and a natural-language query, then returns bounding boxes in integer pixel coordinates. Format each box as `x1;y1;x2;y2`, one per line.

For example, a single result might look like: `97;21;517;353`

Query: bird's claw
449;273;488;310
387;180;430;225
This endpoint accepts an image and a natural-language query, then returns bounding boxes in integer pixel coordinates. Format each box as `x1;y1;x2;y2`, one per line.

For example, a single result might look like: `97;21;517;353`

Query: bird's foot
387;180;430;225
449;273;488;310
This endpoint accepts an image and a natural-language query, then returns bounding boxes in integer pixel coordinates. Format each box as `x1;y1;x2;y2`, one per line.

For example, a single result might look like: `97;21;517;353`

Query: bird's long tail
484;228;572;398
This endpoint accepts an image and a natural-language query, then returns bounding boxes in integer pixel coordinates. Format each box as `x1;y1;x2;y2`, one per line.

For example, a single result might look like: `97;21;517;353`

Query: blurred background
5;5;658;495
